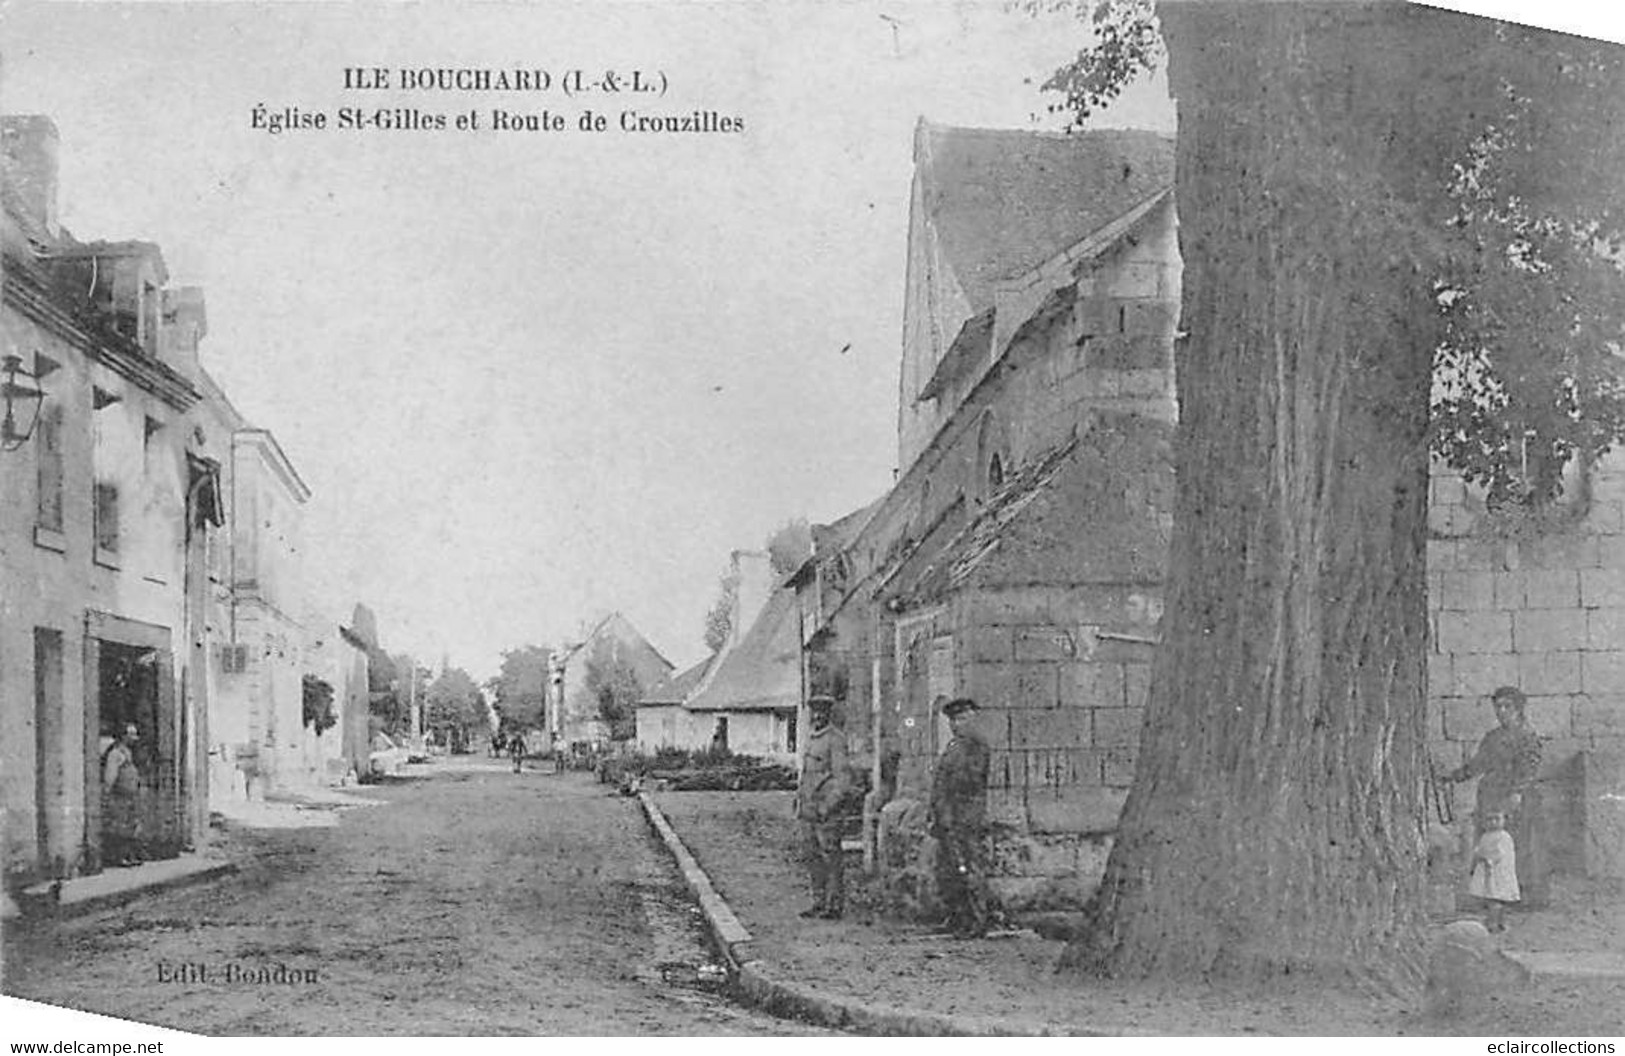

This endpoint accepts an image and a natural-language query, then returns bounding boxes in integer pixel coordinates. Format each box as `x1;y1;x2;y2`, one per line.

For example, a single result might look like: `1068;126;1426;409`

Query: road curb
1506;950;1625;979
17;861;239;921
635;791;1086;1036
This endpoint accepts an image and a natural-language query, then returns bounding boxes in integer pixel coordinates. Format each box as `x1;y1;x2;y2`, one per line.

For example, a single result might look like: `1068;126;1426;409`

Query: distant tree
491;644;552;729
370;651;430;735
301;675;337;735
765;517;813;577
425;665;484;740
583;641;644;742
702;568;739;654
366;648;404;729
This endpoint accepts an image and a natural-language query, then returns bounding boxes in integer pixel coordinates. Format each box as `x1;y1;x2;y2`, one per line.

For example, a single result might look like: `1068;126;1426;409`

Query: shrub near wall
601;747;797;792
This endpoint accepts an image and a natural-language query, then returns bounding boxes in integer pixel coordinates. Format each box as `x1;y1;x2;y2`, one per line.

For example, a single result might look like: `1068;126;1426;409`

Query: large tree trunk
1064;1;1483;985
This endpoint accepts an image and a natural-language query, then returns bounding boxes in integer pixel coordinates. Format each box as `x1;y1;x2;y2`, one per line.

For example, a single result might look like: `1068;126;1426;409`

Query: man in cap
929;697;991;937
797;694;850;919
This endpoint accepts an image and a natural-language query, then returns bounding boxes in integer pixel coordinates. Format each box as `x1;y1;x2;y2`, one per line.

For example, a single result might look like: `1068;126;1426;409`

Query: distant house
633;549;807;762
201;407;314;799
300;612;372;787
681;585;803;762
634;655;713;755
547;612;673;748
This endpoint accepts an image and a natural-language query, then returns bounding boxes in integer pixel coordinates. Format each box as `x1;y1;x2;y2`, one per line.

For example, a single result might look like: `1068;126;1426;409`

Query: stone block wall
1427;454;1625;876
877;453;1625;909
889;585;1158;910
954;585;1156;801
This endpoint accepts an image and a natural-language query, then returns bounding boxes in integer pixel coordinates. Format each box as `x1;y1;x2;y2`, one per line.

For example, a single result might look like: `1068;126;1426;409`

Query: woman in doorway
101;723;144;867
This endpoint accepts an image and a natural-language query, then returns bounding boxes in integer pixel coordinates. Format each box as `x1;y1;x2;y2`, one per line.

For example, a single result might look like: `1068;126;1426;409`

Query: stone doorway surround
81;610;180;874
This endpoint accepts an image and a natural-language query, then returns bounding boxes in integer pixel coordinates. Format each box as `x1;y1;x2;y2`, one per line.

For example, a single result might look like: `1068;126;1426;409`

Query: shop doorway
82;613;183;873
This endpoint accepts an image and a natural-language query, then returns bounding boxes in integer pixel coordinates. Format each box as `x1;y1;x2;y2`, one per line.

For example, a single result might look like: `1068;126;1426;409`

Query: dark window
36;403;63;532
94;482;119;553
988;454;1005;490
34;627;64;865
143;417;163;477
786;710;798;754
975;411;999;500
141;282;159;356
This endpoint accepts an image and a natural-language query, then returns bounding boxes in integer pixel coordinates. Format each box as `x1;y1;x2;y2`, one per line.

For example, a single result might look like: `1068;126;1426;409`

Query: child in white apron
1467;809;1519;931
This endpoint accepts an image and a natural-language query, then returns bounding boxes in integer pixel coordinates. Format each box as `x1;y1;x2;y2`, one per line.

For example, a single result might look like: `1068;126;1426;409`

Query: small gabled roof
915;121;1174;314
557;611;675;672
684;588;801;712
638;654;714;707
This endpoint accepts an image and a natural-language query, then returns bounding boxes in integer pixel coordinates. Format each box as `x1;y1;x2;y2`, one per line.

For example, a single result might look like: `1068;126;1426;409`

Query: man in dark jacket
930;697;990;937
797;695;849;919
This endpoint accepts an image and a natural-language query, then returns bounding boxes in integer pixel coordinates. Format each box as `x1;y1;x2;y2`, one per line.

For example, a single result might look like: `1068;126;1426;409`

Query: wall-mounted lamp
2;353;49;451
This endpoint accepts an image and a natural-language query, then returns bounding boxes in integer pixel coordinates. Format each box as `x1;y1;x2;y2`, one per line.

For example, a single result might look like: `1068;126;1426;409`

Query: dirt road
2;761;819;1035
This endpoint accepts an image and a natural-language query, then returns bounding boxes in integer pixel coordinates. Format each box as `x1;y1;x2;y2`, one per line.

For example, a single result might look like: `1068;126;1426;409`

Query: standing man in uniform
930;697;991;938
797;695;850;920
101;723;144;867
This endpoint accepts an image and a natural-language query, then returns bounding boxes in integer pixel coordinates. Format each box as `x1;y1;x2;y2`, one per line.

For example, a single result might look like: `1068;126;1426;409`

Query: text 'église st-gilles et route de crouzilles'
248;66;746;136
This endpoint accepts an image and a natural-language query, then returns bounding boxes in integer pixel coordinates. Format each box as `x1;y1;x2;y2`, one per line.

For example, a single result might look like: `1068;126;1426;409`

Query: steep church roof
915;121;1174;312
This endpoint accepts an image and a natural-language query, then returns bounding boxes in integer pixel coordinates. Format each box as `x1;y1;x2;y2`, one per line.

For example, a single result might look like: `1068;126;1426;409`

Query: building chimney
161;286;207;381
730;549;774;646
1;115;61;239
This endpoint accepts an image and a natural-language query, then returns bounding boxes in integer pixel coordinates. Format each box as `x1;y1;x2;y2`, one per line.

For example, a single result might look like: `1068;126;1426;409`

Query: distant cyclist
508;729;526;773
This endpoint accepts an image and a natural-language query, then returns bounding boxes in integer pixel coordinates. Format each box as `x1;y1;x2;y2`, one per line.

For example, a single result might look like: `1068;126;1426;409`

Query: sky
1;0;1178;679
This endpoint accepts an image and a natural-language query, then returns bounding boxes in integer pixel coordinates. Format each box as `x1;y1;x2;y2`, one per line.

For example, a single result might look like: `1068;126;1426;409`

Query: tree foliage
491;643;552;729
765;517;813;576
583;642;643;742
1035;0;1161;125
369;650;428;733
1430;32;1625;507
365;649;404;728
425;665;486;734
702;568;739;654
301;674;337;735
